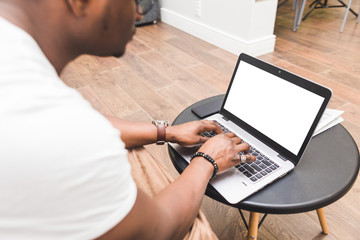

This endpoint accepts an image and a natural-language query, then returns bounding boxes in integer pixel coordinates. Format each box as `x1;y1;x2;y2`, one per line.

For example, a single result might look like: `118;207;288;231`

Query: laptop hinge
222;116;229;121
277;154;288;162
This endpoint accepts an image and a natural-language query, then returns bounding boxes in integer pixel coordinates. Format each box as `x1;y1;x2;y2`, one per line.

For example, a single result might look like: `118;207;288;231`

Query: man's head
0;0;138;73
63;0;137;58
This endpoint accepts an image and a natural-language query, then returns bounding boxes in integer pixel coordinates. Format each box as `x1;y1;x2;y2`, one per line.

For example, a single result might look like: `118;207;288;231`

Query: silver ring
240;155;247;164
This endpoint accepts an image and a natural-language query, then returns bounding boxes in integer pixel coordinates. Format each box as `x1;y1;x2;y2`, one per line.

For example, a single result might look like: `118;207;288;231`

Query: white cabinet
159;0;277;56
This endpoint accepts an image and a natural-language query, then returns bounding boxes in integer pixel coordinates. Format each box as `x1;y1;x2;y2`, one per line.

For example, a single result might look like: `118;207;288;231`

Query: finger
236;142;251;153
227;133;244;141
245;154;256;162
232;136;243;145
239;154;256;163
223;131;236;138
197;136;210;143
200;120;222;134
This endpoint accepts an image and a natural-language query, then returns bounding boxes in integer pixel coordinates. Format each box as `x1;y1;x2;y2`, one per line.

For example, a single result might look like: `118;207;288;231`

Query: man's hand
195;132;256;173
166;120;222;147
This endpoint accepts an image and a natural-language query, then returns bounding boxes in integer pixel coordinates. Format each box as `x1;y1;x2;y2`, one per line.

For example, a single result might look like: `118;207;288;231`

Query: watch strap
156;124;166;145
152;120;168;145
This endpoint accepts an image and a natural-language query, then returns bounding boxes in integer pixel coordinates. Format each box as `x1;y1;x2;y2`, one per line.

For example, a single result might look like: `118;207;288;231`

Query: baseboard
160;8;276;57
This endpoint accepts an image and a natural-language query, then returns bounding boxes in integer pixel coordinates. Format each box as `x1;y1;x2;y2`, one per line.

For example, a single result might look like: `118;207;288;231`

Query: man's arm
106;116;222;149
106;116;158;148
97;133;255;240
97;157;213;240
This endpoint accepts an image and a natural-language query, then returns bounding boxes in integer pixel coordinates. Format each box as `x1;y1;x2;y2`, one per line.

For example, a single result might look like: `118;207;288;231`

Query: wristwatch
152;120;169;145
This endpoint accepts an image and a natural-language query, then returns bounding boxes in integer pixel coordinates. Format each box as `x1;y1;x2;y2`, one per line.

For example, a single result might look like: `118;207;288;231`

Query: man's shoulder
0;16;57;77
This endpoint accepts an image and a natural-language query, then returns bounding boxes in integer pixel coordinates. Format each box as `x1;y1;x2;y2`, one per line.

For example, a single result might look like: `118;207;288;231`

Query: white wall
159;0;278;56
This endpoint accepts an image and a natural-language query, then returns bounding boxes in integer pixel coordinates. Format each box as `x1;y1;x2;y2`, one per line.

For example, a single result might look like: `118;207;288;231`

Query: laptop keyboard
202;120;279;182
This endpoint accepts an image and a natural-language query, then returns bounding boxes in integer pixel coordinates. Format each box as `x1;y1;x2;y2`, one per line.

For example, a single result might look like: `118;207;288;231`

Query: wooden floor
60;1;360;239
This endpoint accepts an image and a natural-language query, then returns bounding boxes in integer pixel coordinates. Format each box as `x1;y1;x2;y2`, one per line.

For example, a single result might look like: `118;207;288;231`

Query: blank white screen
224;61;324;155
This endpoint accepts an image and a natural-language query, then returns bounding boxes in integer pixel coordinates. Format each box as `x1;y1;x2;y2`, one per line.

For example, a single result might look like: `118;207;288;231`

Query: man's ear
65;0;90;17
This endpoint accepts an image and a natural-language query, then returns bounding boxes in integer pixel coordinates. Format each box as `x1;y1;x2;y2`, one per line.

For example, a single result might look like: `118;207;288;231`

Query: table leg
248;212;260;240
316;208;329;234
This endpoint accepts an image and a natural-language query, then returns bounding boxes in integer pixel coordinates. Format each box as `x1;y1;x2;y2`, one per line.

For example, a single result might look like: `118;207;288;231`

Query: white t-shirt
0;17;137;239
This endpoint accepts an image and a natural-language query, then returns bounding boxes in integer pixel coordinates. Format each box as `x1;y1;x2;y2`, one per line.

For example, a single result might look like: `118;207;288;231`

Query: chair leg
316;208;329;235
248;212;260;240
340;0;353;32
293;0;300;31
294;0;307;31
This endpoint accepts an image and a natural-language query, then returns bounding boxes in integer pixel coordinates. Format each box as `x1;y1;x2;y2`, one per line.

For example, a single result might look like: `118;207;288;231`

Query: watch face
154;120;169;127
161;120;169;127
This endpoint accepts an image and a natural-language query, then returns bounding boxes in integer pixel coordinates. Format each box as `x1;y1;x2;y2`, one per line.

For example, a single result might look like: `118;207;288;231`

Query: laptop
169;53;332;204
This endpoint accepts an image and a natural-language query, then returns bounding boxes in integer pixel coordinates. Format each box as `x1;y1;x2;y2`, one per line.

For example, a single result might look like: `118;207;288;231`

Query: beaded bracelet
190;152;218;179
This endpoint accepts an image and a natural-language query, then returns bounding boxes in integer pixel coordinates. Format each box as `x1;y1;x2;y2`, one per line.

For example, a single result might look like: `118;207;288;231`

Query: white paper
313;109;344;136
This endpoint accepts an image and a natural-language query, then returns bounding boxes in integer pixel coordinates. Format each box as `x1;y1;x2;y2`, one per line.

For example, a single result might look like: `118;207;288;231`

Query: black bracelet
190;152;218;179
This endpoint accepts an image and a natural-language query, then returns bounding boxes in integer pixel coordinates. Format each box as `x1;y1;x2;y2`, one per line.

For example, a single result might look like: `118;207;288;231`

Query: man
0;0;255;239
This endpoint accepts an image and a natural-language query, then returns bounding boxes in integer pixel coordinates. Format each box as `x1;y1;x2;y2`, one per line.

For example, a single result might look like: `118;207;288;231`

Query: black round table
168;95;359;240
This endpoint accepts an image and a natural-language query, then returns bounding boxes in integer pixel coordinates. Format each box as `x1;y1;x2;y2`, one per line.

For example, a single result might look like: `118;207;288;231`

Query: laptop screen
223;61;325;155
